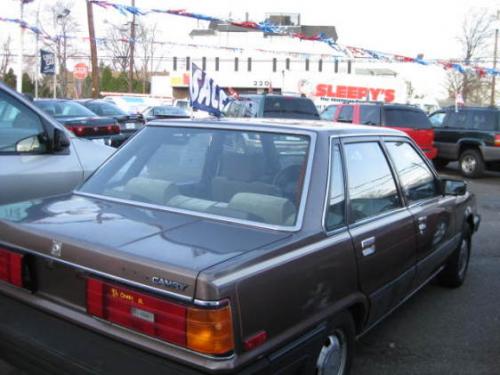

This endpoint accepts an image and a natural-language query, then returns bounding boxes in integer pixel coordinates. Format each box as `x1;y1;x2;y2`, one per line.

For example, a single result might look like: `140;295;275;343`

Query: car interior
85;128;310;227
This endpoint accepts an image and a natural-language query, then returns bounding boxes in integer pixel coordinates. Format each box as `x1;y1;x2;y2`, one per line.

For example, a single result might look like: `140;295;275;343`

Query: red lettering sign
314;84;396;103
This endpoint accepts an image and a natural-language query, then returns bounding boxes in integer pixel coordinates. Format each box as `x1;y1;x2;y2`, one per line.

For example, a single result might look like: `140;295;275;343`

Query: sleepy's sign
315;83;396;103
189;63;230;117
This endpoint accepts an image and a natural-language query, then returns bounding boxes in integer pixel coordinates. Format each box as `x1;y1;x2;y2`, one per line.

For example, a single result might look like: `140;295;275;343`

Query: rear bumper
0;293;206;375
0;292;325;375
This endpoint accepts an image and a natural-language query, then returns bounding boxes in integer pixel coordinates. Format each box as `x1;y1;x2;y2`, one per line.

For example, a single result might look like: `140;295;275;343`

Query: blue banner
189;63;230;117
40;50;55;75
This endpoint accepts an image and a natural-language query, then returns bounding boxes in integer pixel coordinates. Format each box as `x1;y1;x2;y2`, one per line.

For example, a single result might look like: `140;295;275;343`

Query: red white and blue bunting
2;6;499;78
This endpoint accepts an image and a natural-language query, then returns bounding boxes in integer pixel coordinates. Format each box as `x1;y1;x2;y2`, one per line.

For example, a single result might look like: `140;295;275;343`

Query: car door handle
418;216;427;234
361;237;376;257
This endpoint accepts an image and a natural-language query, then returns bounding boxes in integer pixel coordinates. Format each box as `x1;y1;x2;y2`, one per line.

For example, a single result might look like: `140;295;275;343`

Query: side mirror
15;134;46;153
441;178;467;196
53;128;70;152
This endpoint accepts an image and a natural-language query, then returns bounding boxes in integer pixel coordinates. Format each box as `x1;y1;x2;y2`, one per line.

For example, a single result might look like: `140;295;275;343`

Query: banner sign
189;63;230;117
40;50;55;75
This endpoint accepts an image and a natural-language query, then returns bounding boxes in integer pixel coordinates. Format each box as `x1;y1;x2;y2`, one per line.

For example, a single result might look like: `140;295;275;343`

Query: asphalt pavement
0;163;499;375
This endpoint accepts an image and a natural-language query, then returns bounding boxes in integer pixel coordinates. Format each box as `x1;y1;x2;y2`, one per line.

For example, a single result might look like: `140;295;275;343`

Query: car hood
0;194;290;299
71;137;115;179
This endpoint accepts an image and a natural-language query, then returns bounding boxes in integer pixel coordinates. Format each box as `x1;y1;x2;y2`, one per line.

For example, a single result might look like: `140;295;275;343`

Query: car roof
441;106;499;112
147;118;407;137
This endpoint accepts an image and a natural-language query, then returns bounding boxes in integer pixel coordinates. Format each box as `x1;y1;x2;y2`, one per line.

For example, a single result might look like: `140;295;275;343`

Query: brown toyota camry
0;119;480;375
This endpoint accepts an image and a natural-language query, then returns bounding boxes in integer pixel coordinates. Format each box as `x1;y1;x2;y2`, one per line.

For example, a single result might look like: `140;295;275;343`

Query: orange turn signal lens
187;304;234;355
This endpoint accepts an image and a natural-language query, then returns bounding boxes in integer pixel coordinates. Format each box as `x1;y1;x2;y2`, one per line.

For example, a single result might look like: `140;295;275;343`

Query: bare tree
446;9;495;104
135;21;161;93
104;22;131;73
41;1;81;98
0;37;13;78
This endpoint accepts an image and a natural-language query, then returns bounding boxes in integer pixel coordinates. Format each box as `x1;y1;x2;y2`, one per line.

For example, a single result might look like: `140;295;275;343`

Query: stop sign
73;63;89;80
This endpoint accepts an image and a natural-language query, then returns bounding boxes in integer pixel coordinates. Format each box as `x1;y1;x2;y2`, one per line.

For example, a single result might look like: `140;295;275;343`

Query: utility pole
491;10;499;107
34;3;40;98
128;0;136;93
86;0;100;98
16;1;25;93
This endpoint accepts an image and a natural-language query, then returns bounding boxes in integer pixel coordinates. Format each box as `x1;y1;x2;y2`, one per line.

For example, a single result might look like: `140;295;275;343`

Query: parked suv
0;119;479;374
429;106;500;177
0;82;114;206
323;103;438;159
223;94;320;120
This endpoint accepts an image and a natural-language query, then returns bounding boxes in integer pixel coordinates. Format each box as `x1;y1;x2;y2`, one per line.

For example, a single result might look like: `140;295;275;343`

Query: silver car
0;83;114;205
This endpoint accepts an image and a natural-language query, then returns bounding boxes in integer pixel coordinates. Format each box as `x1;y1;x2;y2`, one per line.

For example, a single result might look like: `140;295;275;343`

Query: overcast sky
2;0;499;59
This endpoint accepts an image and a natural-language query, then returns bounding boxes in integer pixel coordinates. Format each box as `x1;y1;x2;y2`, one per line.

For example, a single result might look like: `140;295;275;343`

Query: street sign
73;63;89;80
40;50;55;75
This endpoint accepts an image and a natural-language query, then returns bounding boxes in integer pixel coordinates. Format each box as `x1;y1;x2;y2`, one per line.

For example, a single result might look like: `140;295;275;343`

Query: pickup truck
0;119;480;374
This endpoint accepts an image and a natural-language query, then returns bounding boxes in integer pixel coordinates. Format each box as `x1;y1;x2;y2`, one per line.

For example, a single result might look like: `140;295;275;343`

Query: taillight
0;248;24;287
65;125;86;137
65;124;120;136
86;278;234;355
495;134;500;147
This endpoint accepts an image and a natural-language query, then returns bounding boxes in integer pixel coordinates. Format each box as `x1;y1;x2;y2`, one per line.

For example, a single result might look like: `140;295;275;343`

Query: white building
150;13;446;111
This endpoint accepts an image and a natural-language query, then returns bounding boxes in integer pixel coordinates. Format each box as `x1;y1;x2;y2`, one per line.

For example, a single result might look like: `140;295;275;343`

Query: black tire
316;312;355;375
432;158;449;169
438;226;471;288
459;149;485;178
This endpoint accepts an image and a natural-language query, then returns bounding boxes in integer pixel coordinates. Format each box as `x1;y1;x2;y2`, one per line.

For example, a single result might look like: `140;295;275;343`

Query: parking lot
0;163;498;375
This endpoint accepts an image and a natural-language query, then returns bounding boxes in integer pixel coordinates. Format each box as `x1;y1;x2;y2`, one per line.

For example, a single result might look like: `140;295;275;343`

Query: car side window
344;142;401;223
429;112;446;127
0;91;45;153
360;105;381;125
469;110;496;131
325;144;346;231
321;105;337;121
337;106;353;123
385;141;438;203
444;110;468;129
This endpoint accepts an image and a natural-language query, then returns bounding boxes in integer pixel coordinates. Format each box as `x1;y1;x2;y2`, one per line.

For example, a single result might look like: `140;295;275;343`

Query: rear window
80;126;311;228
263;97;320;120
384;108;432;129
468;110;497;131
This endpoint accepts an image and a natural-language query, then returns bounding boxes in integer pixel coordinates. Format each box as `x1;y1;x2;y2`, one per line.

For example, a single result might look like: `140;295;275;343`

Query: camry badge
50;240;63;257
152;276;189;291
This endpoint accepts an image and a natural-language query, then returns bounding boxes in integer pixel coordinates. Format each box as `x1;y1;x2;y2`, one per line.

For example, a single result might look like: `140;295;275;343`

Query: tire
432;158;449;169
316;312;355;375
438;226;471;288
459;149;485;178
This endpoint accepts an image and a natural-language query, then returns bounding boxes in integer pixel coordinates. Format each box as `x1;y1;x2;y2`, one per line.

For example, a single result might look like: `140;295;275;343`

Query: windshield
151;106;189;116
88;102;127;116
263;97;320;120
384;108;432;129
35;101;96;118
80;126;311;228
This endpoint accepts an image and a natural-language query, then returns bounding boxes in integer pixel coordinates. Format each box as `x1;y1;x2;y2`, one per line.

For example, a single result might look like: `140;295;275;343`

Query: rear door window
337;105;353;123
360;105;381;125
443;110;468;129
344;142;401;223
383;108;432;129
325;143;346;231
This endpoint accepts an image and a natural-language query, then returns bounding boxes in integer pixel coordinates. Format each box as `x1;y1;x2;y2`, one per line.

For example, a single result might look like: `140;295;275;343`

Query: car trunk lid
0;194;290;304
